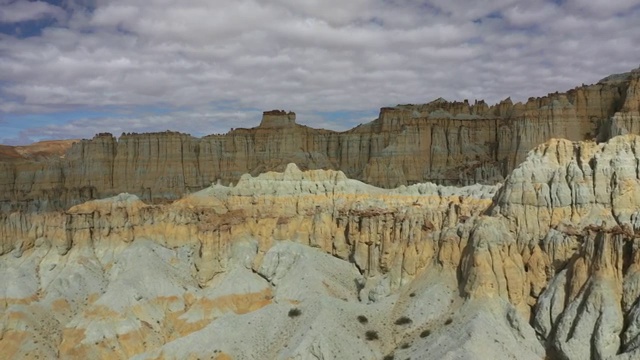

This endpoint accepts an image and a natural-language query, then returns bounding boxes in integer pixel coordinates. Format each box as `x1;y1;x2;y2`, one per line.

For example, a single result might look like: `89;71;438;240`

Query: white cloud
0;0;640;144
503;1;561;27
564;0;640;17
426;0;519;20
0;0;65;23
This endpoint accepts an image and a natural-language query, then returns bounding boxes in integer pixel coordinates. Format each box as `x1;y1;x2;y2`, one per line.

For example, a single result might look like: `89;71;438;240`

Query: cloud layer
1;0;640;144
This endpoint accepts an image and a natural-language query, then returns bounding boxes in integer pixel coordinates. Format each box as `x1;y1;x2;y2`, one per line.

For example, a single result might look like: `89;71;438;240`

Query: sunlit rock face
5;68;640;359
4;131;640;359
492;134;640;359
0;163;509;360
2;68;640;212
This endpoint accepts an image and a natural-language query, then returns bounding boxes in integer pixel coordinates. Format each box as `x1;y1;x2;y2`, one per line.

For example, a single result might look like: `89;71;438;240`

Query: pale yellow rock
9;129;640;359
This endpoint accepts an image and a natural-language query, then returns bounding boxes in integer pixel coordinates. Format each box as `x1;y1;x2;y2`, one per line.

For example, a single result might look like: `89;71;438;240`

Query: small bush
420;329;431;338
400;342;411;349
365;330;379;341
409;292;416;297
444;318;453;325
383;355;394;360
394;316;413;325
288;308;302;317
357;315;369;324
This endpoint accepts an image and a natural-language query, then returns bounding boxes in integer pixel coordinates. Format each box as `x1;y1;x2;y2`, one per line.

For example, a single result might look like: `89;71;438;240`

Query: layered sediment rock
0;164;498;285
2;68;640;211
4;69;640;359
0;164;507;359
492;134;640;359
7;130;640;359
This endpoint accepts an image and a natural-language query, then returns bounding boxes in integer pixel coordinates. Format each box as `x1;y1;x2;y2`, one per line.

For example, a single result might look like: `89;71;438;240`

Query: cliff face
6;132;640;359
0;165;506;359
490;134;640;359
4;69;640;359
2;68;640;211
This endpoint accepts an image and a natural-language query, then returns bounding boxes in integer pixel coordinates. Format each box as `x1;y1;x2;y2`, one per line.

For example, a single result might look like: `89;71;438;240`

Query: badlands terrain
1;68;640;359
1;67;639;212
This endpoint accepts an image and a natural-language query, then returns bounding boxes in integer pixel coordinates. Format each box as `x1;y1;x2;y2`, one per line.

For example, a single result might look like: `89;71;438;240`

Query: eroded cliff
3;68;640;211
4;132;640;359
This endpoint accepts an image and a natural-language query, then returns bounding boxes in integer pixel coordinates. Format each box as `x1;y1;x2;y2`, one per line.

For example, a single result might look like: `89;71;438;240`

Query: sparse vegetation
357;315;369;324
420;329;431;338
444;318;453;325
400;342;411;349
394;316;413;325
383;354;395;360
365;330;379;341
409;292;416;297
288;308;302;317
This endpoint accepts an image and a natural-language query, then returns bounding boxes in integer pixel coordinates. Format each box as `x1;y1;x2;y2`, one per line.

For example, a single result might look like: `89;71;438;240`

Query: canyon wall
1;69;639;211
4;68;640;359
5;133;640;358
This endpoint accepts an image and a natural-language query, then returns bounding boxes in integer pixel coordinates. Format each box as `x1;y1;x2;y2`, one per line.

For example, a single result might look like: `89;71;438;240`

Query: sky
1;0;640;145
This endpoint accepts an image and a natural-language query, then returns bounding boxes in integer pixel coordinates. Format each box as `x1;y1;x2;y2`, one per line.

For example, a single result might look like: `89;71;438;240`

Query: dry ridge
4;133;640;359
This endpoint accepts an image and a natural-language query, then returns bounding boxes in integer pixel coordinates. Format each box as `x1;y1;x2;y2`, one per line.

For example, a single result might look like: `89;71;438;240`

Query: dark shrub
444;318;453;325
288;308;302;317
394;316;413;325
420;329;431;338
365;330;379;341
357;315;368;324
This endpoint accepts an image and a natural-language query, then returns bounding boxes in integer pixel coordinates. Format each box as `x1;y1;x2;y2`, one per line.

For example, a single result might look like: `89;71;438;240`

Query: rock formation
491;134;640;359
0;163;504;359
5;130;640;358
2;68;640;211
5;68;640;359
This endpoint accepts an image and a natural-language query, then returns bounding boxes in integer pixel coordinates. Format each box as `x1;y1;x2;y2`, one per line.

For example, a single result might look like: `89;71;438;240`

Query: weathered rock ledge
4;134;640;358
2;67;640;211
